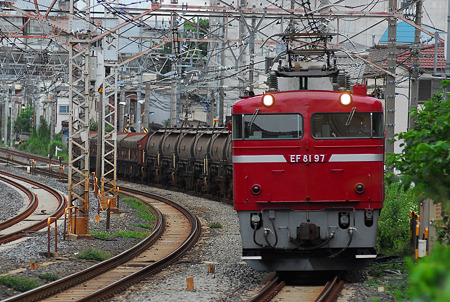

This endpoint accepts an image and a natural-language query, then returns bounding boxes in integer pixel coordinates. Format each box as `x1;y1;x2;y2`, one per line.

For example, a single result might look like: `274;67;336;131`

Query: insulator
268;71;278;92
345;71;351;91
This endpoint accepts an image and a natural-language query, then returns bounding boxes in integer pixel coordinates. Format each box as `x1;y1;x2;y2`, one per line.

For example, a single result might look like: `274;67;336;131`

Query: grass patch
0;275;41;292
115;230;149;238
138;213;155;221
366;259;409;301
134;223;153;230
209;222;222;229
121;196;155;221
76;248;111;261
38;273;59;282
90;231;113;239
364;278;379;288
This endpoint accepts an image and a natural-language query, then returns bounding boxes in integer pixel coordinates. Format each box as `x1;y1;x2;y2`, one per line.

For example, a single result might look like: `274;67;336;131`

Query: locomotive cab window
312;112;383;139
233;113;303;140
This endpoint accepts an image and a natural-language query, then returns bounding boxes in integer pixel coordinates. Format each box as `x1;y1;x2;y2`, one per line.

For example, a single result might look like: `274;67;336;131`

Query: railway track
3;186;201;302
0;147;66;167
0;147;350;301
0;170;67;245
0;147;230;204
0;175;37;231
249;275;344;302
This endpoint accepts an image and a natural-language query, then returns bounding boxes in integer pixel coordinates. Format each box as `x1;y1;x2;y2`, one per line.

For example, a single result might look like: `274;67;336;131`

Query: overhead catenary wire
0;0;425;115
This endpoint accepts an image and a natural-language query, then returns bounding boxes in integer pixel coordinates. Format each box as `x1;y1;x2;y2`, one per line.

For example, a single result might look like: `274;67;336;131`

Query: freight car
232;85;384;271
87;127;233;198
142;127;232;197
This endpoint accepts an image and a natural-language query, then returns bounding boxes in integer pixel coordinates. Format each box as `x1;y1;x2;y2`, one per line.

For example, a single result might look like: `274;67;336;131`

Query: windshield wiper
345;107;357;126
248;108;260;129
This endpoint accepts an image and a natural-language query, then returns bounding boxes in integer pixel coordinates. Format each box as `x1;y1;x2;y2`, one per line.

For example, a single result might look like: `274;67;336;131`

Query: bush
209;222;222;229
38;273;59;282
377;181;418;255
115;230;148;238
122;196;155;221
18;118;68;160
0;275;41;292
407;245;450;301
90;231;113;239
76;248;111;261
134;223;153;230
386;90;450;209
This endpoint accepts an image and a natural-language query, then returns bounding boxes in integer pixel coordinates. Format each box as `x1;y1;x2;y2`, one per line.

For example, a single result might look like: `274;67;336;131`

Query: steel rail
3;187;201;302
0;147;68;167
247;275;344;302
0;171;67;245
315;276;345;302
79;187;202;301
0;175;37;231
248;276;285;302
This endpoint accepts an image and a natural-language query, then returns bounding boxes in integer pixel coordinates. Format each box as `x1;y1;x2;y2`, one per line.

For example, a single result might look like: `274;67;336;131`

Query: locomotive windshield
311;112;383;139
233;113;303;140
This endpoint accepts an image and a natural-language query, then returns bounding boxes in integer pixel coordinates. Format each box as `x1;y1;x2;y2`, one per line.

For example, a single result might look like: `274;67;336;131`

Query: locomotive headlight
339;212;350;229
339;93;352;106
251;213;262;230
364;209;374;227
262;94;275;107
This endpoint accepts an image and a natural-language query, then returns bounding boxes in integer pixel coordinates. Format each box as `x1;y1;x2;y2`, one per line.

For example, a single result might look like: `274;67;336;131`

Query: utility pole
136;23;143;133
50;88;57;142
119;89;125;131
35;87;41;130
97;2;120;212
385;0;397;156
3;85;8;146
248;16;256;93
238;0;247;99
0;90;2;145
9;84;15;147
170;12;178;127
137;73;143;132
96;55;103;183
219;1;226;125
409;0;422;130
446;0;450;101
144;82;150;130
67;0;92;238
100;61;119;212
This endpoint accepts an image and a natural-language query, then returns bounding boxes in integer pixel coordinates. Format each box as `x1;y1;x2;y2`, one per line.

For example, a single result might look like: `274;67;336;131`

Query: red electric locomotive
232;86;384;271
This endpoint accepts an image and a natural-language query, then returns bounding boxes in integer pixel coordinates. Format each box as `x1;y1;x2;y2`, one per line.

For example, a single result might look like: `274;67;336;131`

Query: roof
364;47;389;77
397;42;446;71
379;21;434;44
336;56;367;84
364;42;446;76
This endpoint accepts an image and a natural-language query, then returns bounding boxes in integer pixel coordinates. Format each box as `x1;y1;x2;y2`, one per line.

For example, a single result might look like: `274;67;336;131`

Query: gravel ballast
0;163;397;301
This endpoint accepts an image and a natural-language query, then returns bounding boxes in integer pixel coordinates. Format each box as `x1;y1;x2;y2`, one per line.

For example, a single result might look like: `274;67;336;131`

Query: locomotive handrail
233;145;301;149
314;144;383;148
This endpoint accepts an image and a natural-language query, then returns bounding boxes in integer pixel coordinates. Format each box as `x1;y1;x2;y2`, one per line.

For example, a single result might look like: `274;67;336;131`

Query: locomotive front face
232;90;385;271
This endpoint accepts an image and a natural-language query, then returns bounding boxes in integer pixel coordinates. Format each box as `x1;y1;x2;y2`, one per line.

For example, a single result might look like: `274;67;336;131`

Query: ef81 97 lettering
289;154;327;163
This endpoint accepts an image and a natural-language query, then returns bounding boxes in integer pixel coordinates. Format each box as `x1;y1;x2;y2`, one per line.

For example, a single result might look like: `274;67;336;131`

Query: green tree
18;117;67;159
377;181;417;255
14;107;34;135
407;245;450;301
163;118;171;127
184;18;209;56
386;83;450;209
